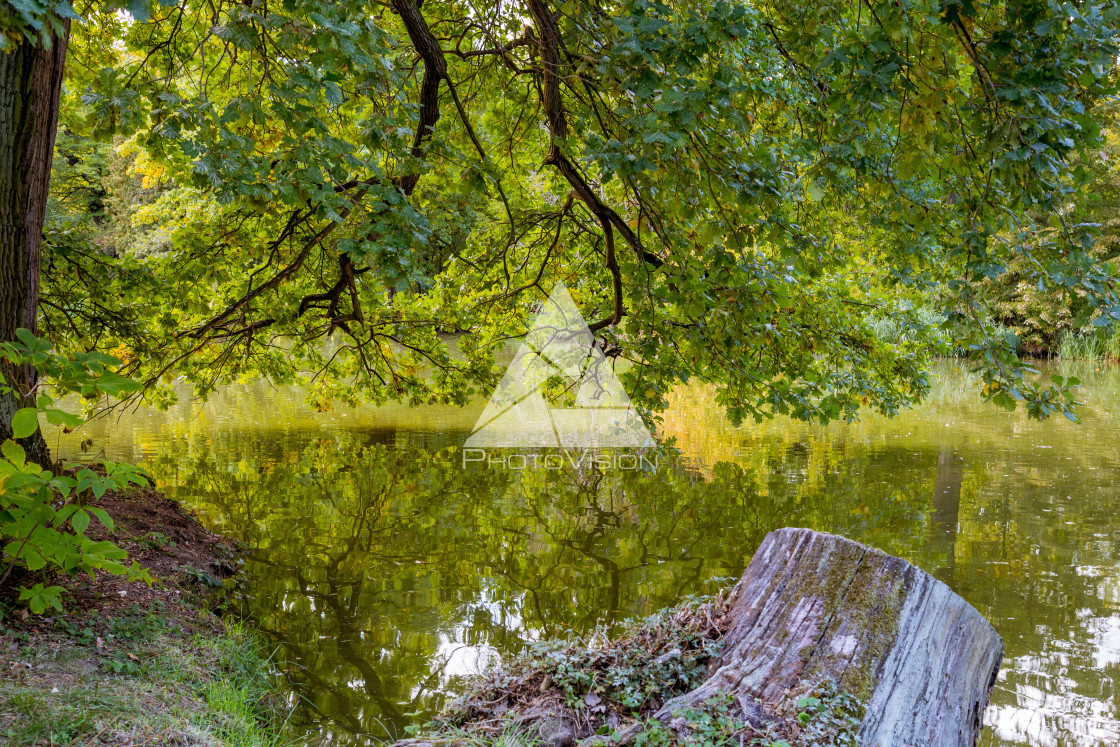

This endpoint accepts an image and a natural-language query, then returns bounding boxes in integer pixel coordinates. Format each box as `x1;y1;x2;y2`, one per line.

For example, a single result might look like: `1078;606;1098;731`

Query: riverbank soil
0;486;289;746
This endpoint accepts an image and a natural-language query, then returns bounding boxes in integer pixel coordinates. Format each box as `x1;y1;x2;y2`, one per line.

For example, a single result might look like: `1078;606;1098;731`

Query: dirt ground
17;484;240;617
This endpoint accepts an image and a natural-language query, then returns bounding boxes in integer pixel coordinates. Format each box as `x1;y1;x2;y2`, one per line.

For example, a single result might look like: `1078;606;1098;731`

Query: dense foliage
6;0;1108;426
982;95;1120;354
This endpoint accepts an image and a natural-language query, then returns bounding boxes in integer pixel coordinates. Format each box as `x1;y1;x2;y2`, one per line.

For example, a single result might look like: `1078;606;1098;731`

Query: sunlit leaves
33;0;1120;425
9;409;38;439
0;0;78;52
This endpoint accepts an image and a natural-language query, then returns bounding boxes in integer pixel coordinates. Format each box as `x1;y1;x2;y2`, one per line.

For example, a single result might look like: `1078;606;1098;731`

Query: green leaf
44;409;84;428
23;548;46;571
807;179;825;202
55;504;79;525
2;439;26;466
95;372;142;398
10;408;39;439
125;0;153;22
18;583;65;614
88;506;115;533
71;508;90;535
49;475;76;493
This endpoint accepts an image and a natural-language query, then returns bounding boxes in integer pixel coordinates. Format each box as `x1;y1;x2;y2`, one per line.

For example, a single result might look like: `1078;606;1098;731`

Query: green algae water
51;362;1120;746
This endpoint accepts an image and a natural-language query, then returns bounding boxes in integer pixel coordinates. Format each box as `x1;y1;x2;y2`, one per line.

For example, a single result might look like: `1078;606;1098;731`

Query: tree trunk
657;527;1003;747
0;24;69;468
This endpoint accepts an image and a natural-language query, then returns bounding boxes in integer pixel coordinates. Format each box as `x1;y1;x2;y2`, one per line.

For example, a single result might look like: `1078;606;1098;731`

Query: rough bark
657;527;1003;747
0;25;69;468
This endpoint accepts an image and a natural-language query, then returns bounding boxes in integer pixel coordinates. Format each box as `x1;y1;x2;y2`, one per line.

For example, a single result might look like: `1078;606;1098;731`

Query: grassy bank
0;610;288;745
0;486;291;746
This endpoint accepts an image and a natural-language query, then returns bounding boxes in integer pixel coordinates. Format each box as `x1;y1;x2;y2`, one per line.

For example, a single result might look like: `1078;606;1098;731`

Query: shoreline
0;483;292;746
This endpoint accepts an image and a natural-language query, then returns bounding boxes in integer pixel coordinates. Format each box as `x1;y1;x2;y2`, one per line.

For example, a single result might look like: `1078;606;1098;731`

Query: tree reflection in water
54;363;1120;746
147;434;936;743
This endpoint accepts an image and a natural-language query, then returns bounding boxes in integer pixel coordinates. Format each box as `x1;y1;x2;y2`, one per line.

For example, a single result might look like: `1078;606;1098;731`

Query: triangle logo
465;282;655;448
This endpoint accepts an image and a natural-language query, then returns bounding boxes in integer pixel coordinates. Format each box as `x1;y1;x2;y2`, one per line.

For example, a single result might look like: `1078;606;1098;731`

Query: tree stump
656;527;1003;747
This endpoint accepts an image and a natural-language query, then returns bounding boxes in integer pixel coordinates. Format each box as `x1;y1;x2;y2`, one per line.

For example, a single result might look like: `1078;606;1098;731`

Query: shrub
0;329;151;614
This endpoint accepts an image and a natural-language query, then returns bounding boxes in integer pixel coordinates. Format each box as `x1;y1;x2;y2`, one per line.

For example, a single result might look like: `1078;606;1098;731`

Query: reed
1056;329;1120;362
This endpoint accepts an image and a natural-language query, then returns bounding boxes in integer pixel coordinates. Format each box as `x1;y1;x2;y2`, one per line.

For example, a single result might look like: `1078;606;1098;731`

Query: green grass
0;616;291;746
1055;329;1120;361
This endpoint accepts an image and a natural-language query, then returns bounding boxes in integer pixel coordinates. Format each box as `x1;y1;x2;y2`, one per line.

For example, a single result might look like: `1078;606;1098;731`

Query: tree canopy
12;0;1120;424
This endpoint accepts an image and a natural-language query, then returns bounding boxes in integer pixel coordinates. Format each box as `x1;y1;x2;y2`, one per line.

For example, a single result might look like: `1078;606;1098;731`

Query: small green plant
791;681;863;746
630;683;861;747
635;694;748;746
136;531;176;552
101;651;142;676
107;602;170;641
178;563;224;588
519;597;724;715
54;617;97;645
0;330;152;613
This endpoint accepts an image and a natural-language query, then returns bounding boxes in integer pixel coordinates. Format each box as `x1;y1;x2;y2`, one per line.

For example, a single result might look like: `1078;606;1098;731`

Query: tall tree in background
0;5;73;465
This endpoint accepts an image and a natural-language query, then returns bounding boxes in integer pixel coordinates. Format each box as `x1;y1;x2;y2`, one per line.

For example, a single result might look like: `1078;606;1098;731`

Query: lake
52;361;1120;746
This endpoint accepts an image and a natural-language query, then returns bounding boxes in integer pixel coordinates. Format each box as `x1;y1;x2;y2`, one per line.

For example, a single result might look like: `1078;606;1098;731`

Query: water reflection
51;362;1120;746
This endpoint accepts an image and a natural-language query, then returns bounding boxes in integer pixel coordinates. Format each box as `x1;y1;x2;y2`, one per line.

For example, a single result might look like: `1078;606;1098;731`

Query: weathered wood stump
657;527;1003;747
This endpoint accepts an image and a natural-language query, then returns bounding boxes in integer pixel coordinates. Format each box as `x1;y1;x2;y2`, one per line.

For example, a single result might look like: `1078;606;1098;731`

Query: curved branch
184;216;342;340
392;0;447;196
525;0;567;140
298;253;370;337
588;217;623;332
527;0;663;274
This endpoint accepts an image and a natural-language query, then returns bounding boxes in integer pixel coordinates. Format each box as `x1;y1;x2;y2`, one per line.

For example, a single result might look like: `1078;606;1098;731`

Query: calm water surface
52;362;1120;747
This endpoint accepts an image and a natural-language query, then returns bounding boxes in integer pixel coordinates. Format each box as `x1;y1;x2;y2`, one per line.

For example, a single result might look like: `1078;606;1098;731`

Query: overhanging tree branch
525;0;662;335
